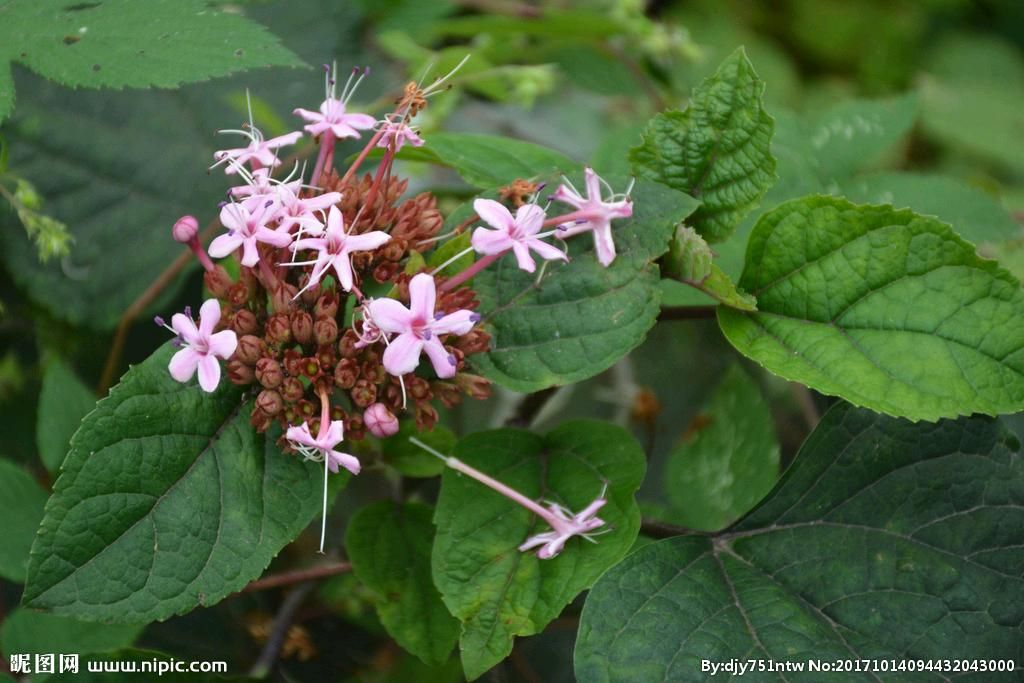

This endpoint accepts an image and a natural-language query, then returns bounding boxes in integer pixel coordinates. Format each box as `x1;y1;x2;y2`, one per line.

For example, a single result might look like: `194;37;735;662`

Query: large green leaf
433;420;645;680
399;132;576;188
0;0;304;122
630;48;776;242
719;196;1024;421
0;607;142;656
37;357;96;473
0;459;48;582
576;403;1024;681
808;94;917;180
472;180;699;392
347;502;459;665
23;344;326;623
664;365;779;531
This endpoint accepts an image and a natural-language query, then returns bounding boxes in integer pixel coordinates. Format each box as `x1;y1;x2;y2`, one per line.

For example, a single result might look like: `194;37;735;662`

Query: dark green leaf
472;180;699;392
382;421;455;478
808;94;917;180
719;196;1024;421
23;344;327;622
0;459;48;582
630;48;776;242
433;420;645;679
37;357;96;473
0;607;142;656
347;502;459;665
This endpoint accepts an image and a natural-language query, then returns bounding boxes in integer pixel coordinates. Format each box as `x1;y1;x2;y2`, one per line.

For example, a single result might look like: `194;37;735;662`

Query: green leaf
664;365;779;531
807;93;917;180
426;230;474;276
347;502;459;665
472;180;699;392
433;420;645;680
0;459;48;582
399;132;576;189
37;358;96;473
839;171;1019;248
23;343;327;622
0;0;304;122
630;48;776;242
0;607;142;656
719;195;1024;421
382;421;455;478
576;403;1024;681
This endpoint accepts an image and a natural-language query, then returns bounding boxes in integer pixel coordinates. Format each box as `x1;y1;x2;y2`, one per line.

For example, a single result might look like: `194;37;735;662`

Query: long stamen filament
428;245;476;276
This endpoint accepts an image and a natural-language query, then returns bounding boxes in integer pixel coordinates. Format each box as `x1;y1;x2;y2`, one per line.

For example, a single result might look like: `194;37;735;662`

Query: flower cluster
155;61;635;555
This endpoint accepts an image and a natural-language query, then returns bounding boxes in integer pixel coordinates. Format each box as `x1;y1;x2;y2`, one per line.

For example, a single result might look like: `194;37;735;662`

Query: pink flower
286;419;361;476
550;167;634;267
363;402;399;438
287;205;390;293
210;198;293;267
518;494;608;559
164;299;238;392
376;120;424;152
228;167;301;200
470;199;567;273
213;130;303;174
367;273;478;379
275;186;342;235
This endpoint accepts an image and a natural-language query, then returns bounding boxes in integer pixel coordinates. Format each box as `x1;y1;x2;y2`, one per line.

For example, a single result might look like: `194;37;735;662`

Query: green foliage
719;196;1024;421
37;357;95;472
0;608;142;656
664;365;779;531
472;180;699;392
433;421;645;679
808;93;918;179
631;48;776;242
399;132;576;188
23;344;327;622
665;225;756;310
381;421;455;478
576;403;1024;680
0;459;47;582
0;0;304;122
347;502;459;665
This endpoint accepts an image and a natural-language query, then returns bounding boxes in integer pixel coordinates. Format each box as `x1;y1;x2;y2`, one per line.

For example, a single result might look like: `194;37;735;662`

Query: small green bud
667;224;713;282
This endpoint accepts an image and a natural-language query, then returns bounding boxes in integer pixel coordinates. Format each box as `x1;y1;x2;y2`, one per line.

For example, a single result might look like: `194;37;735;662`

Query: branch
504;386;559;428
248;582;314;679
241;562;352;594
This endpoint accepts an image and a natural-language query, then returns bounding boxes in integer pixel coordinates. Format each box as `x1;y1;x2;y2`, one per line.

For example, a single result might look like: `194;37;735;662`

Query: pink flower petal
208;233;244;260
584;166;602;200
423;337;456;378
330;254;355;292
325;205;344;237
515;203;546;236
293;107;322;122
382;332;424;376
208;330;238;359
527;237;568;262
344;113;377;130
511;242;536;273
471;227;514;255
266;131;303;148
322;420;344;446
255;227;293;248
327;450;361;475
592;224;617;266
345;231;391;252
408;273;436;322
367;299;412;333
198;299;221;337
196;354;222;392
432;310;477;336
473;198;515;232
170;313;200;345
240;239;260;267
168;348;201;383
550;184;583;208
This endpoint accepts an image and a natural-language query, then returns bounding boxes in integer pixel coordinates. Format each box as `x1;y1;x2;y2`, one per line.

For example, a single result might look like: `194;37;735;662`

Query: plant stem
248;582;314;679
241;562;352;593
340;128;386;186
310;131;335;187
438;252;501;292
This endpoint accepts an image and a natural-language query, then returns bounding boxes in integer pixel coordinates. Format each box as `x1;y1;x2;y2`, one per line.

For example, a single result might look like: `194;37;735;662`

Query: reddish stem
310;131;335;187
186;236;215;272
438;252;502;292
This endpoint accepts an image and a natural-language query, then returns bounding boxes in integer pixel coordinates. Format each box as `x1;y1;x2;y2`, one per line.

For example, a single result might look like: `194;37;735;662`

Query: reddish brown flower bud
228;281;250;307
455;373;491;400
432;381;462;408
231;308;259;335
382;238;406;262
339;329;360;358
373;262;399;283
298;274;321;306
409;376;431;401
414;401;439;431
235;335;265;365
291;311;314;345
361;359;386;385
351;251;374;271
256;389;284;416
384;382;403;410
255;358;284;389
301;356;321;379
227;359;254;385
364;402;399;438
345;413;366;441
280;348;302;377
250;407;273;432
334;358;359;389
314;316;338;346
281;377;305;403
449;347;466;372
204;265;234;298
266;313;292;344
297;399;316;419
316;344;337;370
270;282;298;313
456;329;491;354
350;378;377;408
315;291;339;319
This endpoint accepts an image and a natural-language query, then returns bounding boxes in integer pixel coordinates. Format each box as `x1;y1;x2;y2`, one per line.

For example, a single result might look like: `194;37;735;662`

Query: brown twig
241;562;352;594
504;386;558;428
248;582;314;679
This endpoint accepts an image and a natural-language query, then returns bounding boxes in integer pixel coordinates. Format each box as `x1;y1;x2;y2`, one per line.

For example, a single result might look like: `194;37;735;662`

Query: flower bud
172;215;199;243
231;308;259;335
270;282;298;313
373;262;399;283
228;281;250;307
455;373;492;401
382;239;406;262
255;358;284;389
414;401;439;431
363;402;399;438
281;377;305;403
204;265;234;298
316;344;337;370
409;376;431;401
667;225;713;282
291;311;314;345
345;413;366;441
339;329;360;358
256;389;284;416
315;291;339;319
227;359;254;385
250;407;273;432
283;349;304;377
361;359;386;384
235;334;265;365
301;356;321;379
314;316;338;346
350;378;377;408
432;381;462;408
334;358;359;389
266;313;292;344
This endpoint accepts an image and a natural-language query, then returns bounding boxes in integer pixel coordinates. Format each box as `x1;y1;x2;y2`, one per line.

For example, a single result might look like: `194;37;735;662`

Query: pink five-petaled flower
470;199;567;273
286;419;360;476
165;299;238;393
210;198;293;267
376;120;424;152
550;167;634;267
367;273;478;379
294;98;375;140
287;205;390;293
213;130;303;174
275;186;343;235
518;493;608;559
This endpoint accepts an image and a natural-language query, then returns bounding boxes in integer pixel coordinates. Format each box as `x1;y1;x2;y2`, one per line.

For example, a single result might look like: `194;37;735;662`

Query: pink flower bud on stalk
172;215;215;272
409;438;610;559
364;402;399;437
